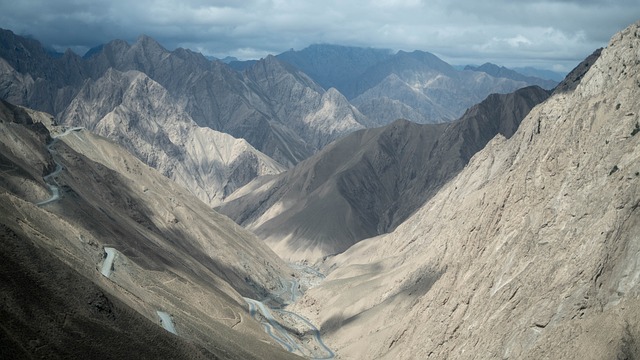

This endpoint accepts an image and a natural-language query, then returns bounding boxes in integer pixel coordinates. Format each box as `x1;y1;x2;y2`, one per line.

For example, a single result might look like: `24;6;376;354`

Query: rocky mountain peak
135;34;160;45
100;38;132;56
171;46;211;66
131;34;169;57
577;22;639;98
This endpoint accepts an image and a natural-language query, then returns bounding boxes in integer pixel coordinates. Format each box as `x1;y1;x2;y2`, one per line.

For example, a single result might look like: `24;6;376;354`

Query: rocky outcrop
553;47;603;94
0;101;302;359
290;22;640;359
219;86;549;262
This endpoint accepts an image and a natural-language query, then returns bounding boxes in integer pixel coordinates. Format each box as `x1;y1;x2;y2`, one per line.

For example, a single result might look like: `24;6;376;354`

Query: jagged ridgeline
0;28;552;207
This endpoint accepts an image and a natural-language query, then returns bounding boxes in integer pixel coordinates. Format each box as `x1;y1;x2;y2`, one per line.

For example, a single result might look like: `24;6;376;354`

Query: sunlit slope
290;21;640;360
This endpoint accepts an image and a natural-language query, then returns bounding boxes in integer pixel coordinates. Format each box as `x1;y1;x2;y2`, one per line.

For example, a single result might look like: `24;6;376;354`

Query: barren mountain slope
220;86;549;262
0;100;301;359
81;35;370;165
244;55;371;151
290;22;640;359
60;68;284;206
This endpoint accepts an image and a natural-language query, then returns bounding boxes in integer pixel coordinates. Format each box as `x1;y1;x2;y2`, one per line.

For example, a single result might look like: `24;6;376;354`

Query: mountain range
464;62;558;89
219;85;550;261
1;20;638;360
277;44;558;125
0;29;556;207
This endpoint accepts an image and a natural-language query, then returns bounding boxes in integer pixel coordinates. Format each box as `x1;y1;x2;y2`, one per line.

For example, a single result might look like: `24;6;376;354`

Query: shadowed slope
220;86;549;262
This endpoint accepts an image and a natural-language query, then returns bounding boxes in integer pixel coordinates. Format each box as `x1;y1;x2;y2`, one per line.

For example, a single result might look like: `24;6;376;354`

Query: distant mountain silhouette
464;62;558;89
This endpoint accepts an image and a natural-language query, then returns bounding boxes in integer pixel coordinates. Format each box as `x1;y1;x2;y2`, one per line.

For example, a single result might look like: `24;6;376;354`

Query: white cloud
506;35;532;48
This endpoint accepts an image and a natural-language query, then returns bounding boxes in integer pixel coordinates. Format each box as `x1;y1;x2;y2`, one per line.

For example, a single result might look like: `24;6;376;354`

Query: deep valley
0;18;639;360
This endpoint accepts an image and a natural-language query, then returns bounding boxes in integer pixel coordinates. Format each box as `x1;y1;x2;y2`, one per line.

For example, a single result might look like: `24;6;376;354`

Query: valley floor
244;262;334;359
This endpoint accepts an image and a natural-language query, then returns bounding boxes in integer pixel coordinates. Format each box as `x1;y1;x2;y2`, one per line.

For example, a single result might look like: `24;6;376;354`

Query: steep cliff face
0;100;302;359
290;22;640;359
220;86;549;262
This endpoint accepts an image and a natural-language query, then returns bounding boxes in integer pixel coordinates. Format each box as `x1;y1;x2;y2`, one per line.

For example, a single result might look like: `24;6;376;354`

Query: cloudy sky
1;0;638;72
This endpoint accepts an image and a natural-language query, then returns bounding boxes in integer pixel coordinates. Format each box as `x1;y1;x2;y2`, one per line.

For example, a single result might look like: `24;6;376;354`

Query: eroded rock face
290;22;640;359
243;56;370;153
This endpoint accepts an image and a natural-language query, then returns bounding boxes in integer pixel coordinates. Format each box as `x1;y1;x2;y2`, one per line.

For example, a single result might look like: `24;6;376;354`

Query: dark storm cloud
0;0;637;71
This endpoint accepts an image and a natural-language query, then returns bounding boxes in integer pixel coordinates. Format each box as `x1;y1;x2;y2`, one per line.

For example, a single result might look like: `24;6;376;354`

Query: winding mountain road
276;309;335;360
244;265;334;359
37;127;83;206
244;297;299;352
34;126;329;355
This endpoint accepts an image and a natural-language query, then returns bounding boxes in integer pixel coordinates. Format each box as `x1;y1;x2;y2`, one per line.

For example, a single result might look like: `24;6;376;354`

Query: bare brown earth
0;99;302;359
288;21;640;359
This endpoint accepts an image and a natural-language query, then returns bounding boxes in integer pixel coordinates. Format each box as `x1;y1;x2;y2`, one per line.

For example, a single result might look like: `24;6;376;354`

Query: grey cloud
0;0;637;71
